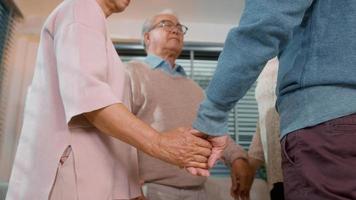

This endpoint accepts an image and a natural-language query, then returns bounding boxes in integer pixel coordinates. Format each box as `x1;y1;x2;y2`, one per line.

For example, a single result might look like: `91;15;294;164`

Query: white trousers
146;183;207;200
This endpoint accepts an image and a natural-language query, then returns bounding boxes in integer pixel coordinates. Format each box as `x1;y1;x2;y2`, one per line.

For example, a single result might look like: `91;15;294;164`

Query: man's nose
170;26;180;35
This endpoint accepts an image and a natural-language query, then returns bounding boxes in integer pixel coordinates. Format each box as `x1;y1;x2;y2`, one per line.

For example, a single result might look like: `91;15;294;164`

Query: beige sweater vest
125;61;246;188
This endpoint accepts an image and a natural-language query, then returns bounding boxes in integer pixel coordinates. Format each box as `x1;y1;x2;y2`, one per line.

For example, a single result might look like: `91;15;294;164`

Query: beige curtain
0;33;39;181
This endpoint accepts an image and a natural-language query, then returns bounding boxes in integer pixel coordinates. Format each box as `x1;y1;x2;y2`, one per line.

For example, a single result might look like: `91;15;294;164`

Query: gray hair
141;9;179;50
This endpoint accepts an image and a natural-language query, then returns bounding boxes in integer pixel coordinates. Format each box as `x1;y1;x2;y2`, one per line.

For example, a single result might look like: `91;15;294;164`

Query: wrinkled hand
206;134;229;168
230;159;254;200
186;166;210;176
185;130;228;176
154;127;212;169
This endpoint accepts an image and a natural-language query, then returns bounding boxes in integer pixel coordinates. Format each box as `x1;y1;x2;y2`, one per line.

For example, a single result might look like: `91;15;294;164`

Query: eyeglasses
148;20;188;35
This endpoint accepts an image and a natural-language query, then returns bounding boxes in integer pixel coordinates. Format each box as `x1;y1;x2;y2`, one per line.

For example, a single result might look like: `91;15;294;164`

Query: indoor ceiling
14;0;245;25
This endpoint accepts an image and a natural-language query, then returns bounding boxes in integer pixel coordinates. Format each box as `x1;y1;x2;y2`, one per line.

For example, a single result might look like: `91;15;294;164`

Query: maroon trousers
281;114;356;200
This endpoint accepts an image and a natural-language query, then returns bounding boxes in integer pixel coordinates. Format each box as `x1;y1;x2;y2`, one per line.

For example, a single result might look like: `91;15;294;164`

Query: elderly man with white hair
125;10;254;200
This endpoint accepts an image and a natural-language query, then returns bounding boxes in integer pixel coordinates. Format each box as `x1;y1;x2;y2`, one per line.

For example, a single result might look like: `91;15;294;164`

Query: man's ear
144;32;150;48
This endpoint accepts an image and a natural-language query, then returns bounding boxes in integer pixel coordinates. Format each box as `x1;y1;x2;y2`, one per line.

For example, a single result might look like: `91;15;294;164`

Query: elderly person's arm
192;0;314;174
84;104;211;169
222;137;254;200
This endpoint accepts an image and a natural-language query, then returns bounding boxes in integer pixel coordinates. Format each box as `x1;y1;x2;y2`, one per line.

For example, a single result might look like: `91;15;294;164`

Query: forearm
84;103;212;169
193;0;313;136
84;103;160;157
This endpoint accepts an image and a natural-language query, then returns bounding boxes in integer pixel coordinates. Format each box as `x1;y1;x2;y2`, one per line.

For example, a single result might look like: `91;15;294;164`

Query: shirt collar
144;54;187;77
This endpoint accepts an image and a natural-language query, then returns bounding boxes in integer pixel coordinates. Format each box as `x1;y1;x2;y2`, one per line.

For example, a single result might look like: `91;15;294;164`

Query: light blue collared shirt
144;54;187;77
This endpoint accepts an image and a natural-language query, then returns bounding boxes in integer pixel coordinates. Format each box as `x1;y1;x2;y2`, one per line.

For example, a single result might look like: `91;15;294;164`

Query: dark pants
270;182;284;200
281;114;356;200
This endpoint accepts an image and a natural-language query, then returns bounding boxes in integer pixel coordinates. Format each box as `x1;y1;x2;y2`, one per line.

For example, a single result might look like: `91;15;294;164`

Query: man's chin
167;43;183;50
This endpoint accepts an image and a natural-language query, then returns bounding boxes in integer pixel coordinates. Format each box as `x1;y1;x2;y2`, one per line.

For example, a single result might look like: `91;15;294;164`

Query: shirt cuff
193;98;230;136
223;140;248;168
225;151;248;168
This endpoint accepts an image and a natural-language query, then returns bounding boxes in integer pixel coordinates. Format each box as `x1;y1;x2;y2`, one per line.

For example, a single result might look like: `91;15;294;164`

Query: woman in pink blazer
6;0;212;199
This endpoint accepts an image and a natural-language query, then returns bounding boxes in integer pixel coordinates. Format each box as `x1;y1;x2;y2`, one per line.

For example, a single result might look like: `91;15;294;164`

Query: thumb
208;148;223;168
195;168;210;177
186;167;210;177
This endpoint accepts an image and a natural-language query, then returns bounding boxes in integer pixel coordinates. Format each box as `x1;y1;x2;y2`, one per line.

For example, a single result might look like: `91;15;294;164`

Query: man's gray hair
141;9;179;50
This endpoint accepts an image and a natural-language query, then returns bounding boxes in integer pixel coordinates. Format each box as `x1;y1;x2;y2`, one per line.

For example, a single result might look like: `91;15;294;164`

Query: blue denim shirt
193;0;356;138
144;54;186;77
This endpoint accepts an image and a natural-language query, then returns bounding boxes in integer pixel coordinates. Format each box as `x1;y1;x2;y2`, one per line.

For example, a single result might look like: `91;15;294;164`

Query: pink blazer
6;0;140;199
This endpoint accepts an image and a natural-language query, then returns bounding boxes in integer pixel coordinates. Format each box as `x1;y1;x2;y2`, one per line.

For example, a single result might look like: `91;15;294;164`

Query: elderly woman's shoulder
49;0;107;34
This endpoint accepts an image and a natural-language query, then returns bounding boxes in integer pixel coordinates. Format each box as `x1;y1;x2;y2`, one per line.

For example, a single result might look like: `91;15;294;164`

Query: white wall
108;19;232;43
20;15;234;43
13;0;244;42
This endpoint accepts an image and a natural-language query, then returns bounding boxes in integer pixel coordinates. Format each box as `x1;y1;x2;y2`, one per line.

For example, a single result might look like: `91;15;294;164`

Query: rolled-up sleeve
193;0;314;135
222;137;248;168
54;22;121;123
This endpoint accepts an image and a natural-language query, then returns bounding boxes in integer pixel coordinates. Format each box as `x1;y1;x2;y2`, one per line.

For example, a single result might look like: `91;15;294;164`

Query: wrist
247;157;263;172
232;156;249;166
229;151;248;166
145;132;162;158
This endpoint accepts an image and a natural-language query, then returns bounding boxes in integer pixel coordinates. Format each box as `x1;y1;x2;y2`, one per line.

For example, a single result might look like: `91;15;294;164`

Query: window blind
0;1;11;92
0;0;19;159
